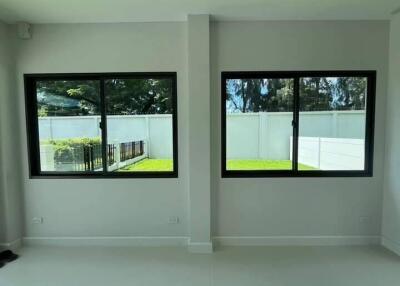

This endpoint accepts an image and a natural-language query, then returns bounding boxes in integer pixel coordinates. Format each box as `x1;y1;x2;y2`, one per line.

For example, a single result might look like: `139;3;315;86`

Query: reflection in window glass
105;78;174;172
298;77;367;170
37;80;102;172
225;78;297;171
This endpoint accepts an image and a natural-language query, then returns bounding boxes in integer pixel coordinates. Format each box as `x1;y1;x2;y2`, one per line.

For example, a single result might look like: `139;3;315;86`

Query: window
221;71;376;177
25;73;178;178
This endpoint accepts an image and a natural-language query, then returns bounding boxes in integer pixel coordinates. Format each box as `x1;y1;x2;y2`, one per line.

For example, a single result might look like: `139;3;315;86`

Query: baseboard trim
381;236;400;256
23;236;189;247
20;235;382;249
213;236;381;246
187;241;214;253
0;239;23;251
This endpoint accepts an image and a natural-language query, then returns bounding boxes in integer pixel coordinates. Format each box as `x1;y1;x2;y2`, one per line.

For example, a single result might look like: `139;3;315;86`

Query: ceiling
0;0;399;24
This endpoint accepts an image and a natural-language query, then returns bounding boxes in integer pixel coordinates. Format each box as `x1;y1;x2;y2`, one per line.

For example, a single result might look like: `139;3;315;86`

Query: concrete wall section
382;13;400;255
15;22;189;239
211;21;389;238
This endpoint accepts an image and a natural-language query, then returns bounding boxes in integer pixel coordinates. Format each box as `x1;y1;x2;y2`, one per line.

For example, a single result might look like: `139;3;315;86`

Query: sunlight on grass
227;160;317;171
118;159;316;172
118;159;173;172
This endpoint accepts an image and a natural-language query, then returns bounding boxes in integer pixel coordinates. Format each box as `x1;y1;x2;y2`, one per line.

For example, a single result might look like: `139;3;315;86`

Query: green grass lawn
118;158;316;172
118;159;173;172
227;160;317;171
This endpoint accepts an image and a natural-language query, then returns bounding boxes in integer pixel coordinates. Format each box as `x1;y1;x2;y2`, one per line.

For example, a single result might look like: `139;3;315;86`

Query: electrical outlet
168;216;179;224
32;217;44;224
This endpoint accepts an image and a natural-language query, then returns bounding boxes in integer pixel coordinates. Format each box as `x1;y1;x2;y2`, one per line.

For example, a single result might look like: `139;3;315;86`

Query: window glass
222;71;375;177
105;78;174;172
37;80;102;172
225;78;295;171
25;73;178;178
299;77;367;171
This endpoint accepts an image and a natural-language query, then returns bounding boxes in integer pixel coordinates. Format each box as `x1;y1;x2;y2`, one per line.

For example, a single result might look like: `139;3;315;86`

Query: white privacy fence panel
39;116;101;139
227;111;365;160
39;115;173;159
293;137;365;170
39;111;365;161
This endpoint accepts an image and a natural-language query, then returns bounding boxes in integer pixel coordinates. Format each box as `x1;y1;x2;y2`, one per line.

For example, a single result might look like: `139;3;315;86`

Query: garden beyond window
25;73;178;178
222;71;376;177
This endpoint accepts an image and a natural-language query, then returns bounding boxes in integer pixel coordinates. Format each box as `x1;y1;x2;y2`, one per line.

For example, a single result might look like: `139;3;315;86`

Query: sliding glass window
25;73;178;178
221;71;376;177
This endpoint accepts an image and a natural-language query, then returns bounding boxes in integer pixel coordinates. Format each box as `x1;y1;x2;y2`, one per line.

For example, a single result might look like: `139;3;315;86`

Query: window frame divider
292;76;300;173
100;78;108;174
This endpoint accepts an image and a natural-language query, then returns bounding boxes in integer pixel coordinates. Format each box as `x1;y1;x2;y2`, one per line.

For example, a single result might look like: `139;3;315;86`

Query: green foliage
227;79;293;113
37;80;100;116
37;105;48;117
227;77;367;113
118;159;173;172
37;78;173;117
227;160;316;171
105;78;173;115
44;137;101;163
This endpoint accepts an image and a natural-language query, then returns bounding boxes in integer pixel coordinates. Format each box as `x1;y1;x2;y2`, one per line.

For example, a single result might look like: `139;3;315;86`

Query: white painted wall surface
187;15;212;251
211;21;389;237
0;22;8;243
0;22;23;245
2;19;391;246
382;13;400;254
15;23;189;238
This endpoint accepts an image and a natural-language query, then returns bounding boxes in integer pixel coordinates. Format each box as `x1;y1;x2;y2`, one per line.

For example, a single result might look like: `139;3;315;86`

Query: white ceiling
0;0;399;24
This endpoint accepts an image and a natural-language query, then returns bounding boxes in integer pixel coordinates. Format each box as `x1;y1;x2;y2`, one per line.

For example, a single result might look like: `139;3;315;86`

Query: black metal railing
83;144;103;171
82;143;116;171
108;144;116;166
120;141;144;162
54;141;141;171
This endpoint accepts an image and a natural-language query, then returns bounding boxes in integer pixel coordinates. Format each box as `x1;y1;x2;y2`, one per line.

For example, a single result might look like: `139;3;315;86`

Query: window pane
298;77;367;171
225;78;295;171
105;78;174;172
37;80;102;172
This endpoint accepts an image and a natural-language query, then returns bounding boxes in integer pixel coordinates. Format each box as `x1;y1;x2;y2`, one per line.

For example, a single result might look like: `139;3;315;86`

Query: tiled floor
1;245;399;286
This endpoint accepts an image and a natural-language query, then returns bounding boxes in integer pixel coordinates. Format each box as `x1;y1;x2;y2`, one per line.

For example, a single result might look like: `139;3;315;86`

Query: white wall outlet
32;217;44;224
168;216;179;224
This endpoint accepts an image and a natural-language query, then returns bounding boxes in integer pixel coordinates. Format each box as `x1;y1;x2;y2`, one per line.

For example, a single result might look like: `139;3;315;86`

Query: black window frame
221;70;376;178
24;72;178;179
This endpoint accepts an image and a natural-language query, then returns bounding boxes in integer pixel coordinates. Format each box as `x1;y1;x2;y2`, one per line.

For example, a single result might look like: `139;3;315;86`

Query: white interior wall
382;13;400;255
0;22;23;248
0;19;393;250
0;21;8;244
187;15;212;252
211;21;389;238
15;23;190;239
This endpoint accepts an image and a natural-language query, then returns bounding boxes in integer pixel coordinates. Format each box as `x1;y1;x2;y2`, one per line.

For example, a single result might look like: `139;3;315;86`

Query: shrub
43;137;101;163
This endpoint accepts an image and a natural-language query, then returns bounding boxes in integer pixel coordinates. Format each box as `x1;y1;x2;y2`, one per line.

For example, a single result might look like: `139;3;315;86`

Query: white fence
226;111;365;160
40;141;148;172
290;137;365;170
39;114;173;159
39;111;366;166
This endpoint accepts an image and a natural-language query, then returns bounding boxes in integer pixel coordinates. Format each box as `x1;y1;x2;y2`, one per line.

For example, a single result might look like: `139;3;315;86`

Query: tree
299;77;333;111
37;78;173;117
226;79;293;113
226;77;366;113
334;77;366;110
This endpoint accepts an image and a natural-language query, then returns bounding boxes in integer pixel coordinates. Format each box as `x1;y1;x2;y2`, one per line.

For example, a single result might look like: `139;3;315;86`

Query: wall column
0;22;23;251
382;11;400;256
187;15;212;253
